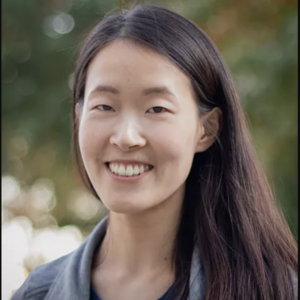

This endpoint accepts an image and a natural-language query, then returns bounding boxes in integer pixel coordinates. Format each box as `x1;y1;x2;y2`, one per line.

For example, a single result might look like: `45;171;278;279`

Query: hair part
72;4;298;300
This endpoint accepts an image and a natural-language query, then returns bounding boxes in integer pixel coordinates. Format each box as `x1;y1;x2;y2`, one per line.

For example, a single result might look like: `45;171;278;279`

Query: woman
12;4;298;300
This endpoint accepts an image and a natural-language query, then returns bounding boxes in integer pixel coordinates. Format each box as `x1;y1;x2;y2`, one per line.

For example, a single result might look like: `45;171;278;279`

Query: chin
103;198;151;215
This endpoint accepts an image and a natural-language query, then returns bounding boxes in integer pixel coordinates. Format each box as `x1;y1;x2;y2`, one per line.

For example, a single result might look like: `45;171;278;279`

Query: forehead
85;39;194;97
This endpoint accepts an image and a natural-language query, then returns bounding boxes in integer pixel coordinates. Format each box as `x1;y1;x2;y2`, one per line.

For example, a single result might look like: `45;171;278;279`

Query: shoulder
10;217;108;300
10;254;70;300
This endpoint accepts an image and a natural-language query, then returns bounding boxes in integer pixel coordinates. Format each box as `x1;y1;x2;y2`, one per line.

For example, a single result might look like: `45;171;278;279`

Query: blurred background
2;0;297;299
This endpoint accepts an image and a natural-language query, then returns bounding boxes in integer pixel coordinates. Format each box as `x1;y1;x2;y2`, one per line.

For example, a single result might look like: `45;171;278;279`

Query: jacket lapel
45;217;108;300
188;245;206;300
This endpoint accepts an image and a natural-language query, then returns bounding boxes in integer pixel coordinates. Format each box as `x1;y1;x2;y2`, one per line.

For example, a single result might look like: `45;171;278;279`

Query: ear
195;107;222;153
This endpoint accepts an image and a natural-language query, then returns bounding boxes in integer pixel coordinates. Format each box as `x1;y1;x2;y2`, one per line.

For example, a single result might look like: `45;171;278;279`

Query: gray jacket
11;216;298;300
11;216;206;300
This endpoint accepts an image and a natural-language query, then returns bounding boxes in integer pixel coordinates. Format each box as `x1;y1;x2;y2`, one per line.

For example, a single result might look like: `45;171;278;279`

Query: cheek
149;120;197;167
78;118;106;160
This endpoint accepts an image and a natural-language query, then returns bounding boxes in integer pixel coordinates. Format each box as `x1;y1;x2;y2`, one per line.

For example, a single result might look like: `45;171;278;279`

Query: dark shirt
90;284;175;300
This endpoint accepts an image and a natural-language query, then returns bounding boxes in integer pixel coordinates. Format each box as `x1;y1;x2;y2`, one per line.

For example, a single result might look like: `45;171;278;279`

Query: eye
97;105;114;111
147;107;167;113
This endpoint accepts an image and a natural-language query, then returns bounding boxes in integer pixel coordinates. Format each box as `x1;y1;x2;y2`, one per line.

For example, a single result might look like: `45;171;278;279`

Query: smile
105;162;154;181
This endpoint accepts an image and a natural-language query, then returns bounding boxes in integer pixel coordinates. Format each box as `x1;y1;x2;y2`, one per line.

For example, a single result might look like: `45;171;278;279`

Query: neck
95;187;184;277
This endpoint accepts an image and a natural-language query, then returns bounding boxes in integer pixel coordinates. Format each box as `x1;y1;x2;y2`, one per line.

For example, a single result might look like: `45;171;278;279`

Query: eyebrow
89;85;177;100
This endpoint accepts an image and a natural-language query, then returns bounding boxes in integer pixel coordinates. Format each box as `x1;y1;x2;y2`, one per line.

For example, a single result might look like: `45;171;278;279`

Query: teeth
133;165;140;175
125;165;133;176
108;163;152;177
139;165;144;173
118;164;125;176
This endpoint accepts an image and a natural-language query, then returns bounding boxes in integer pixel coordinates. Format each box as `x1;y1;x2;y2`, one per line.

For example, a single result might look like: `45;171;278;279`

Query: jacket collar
45;216;206;300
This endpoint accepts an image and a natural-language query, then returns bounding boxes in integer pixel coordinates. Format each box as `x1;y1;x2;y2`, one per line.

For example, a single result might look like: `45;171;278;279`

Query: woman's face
78;39;205;214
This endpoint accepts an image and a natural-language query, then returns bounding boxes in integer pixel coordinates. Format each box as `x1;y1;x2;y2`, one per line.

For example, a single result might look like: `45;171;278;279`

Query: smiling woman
11;3;298;300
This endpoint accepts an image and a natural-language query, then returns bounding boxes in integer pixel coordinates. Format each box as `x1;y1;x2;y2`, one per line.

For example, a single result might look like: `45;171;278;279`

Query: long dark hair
72;4;298;300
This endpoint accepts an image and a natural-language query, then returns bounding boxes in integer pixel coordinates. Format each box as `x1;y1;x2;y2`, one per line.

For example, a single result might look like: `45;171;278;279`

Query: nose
110;118;147;152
